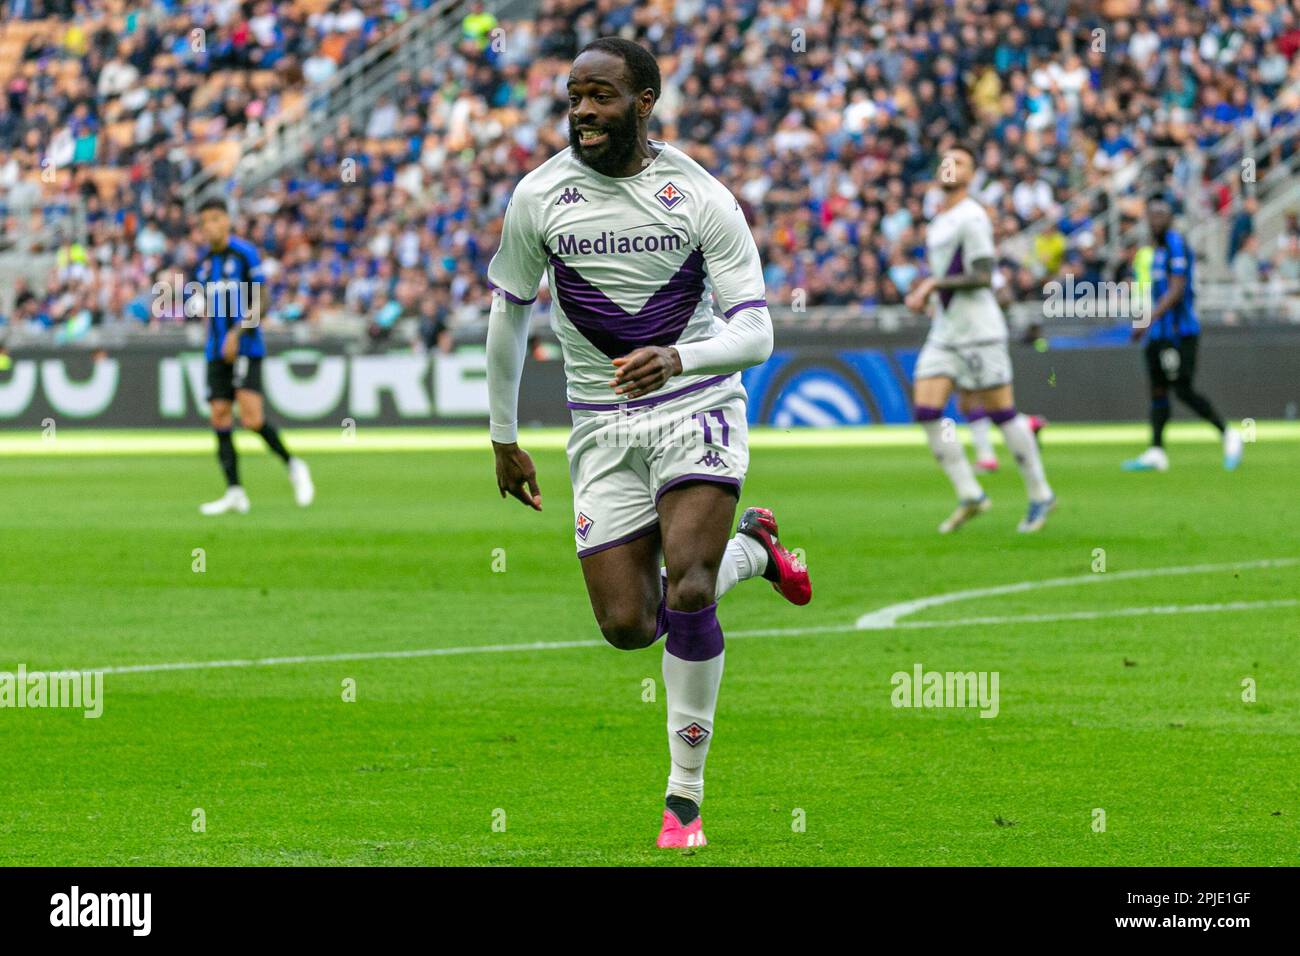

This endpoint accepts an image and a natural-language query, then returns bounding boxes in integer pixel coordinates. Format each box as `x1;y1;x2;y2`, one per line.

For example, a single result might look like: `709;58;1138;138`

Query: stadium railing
180;0;461;207
999;81;1300;282
180;0;532;209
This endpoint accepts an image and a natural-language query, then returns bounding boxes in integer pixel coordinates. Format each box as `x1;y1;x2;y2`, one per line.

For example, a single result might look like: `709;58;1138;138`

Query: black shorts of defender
206;357;264;402
1144;335;1199;393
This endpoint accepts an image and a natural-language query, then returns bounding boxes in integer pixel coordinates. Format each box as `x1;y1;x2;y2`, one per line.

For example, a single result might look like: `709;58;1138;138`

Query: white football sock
663;649;724;804
998;414;1053;502
969;416;995;460
922;418;984;501
712;533;767;600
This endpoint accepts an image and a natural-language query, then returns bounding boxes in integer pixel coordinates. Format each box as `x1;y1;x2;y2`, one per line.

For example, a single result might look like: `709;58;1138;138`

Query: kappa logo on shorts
654;182;686;210
695;450;726;468
575;512;594;541
675;722;710;747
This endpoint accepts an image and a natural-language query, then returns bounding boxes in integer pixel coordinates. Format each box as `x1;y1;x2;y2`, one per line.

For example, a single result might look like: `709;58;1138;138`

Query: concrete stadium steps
180;0;511;207
0;18;61;86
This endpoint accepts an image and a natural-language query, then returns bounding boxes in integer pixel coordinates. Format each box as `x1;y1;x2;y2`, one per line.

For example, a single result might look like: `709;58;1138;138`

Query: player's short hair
945;141;979;163
198;197;229;215
577;37;661;102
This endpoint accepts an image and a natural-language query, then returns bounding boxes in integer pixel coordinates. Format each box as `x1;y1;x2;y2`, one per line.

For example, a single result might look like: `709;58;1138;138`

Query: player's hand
904;278;935;313
221;330;240;363
610;346;682;399
493;441;542;511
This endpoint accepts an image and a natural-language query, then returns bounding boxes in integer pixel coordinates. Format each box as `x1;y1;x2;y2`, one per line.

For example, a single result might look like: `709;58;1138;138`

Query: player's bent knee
594;601;659;650
598;616;658;651
665;565;717;613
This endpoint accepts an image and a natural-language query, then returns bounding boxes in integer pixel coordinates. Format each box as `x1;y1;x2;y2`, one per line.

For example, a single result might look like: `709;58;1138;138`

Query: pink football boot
657;808;707;849
737;507;812;606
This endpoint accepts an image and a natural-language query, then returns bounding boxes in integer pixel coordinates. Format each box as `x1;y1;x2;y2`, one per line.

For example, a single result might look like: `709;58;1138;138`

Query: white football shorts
566;372;750;557
914;337;1013;392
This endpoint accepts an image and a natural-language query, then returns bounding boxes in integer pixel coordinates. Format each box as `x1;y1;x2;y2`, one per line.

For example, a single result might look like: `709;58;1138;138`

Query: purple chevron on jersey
938;244;963;309
547;248;707;358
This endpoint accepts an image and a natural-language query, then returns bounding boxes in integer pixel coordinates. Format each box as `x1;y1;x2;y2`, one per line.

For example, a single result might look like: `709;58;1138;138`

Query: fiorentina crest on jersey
675;721;710;747
655;181;686;210
575;512;594;540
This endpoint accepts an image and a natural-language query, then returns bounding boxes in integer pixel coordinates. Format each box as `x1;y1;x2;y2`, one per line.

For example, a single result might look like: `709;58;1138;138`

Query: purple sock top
990;407;1018;425
967;406;989;421
914;405;944;422
664;603;724;661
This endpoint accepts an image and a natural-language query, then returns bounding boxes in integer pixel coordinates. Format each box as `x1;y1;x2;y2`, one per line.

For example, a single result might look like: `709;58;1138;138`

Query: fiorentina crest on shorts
655;182;686;210
575;512;594;541
675;722;710;747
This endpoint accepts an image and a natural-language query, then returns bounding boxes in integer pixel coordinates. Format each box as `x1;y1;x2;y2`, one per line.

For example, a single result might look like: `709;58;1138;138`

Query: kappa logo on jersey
654;181;686;210
675;722;710;747
575;511;594;540
555;186;589;205
695;450;726;468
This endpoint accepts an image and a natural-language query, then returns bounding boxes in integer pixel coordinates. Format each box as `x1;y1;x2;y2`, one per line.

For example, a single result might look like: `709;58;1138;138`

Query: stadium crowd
3;0;1300;342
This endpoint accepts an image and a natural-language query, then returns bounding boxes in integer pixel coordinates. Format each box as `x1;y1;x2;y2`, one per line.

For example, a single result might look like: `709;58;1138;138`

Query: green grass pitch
0;423;1296;866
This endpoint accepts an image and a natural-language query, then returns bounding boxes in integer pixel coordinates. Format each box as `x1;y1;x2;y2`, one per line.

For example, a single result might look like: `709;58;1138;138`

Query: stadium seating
3;0;1300;337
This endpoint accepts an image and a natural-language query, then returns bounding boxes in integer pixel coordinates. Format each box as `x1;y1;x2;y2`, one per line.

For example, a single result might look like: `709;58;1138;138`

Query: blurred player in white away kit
905;144;1056;533
484;38;811;849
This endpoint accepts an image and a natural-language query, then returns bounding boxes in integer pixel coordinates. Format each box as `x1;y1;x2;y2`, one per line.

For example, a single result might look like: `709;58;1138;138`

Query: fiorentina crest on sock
675;722;710;747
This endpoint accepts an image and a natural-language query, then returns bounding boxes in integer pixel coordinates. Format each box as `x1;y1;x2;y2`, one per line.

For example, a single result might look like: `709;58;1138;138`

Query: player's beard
570;102;641;176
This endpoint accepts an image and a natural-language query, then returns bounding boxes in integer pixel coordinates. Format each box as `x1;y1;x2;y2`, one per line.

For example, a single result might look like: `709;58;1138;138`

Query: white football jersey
924;196;1007;345
487;140;766;405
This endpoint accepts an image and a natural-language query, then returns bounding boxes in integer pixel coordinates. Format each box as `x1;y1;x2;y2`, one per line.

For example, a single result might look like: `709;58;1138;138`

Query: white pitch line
855;557;1300;629
86;639;607;675
65;596;1297;677
880;599;1299;630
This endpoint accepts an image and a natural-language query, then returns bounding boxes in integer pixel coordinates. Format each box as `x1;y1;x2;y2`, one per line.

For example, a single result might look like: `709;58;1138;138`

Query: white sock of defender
662;603;726;805
994;409;1052;501
918;407;983;501
968;413;995;460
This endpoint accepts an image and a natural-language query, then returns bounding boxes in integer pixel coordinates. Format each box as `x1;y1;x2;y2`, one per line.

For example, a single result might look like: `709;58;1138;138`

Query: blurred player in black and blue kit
192;198;314;514
1124;198;1242;473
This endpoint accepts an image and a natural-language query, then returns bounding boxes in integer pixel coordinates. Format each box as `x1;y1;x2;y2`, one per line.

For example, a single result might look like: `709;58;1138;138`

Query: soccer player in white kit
485;38;812;849
905;144;1056;533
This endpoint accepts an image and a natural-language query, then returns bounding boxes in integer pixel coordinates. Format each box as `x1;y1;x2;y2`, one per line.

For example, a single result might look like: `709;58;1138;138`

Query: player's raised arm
485;194;547;510
674;189;774;376
609;189;773;399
